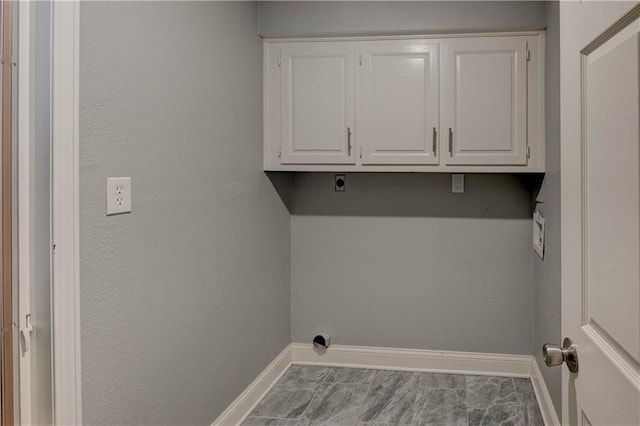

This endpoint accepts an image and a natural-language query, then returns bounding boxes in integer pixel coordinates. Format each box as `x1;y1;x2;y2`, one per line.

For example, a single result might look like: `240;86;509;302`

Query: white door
561;3;640;425
280;42;356;165
441;37;528;166
357;41;439;165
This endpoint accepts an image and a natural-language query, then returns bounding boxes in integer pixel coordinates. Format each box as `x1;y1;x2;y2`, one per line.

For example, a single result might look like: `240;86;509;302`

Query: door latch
20;314;33;353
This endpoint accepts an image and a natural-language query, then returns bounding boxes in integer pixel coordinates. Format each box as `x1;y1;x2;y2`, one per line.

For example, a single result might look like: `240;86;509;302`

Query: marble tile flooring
242;365;544;426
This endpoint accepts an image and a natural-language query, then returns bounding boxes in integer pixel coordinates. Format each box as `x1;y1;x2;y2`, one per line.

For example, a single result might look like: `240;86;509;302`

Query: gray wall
79;2;291;424
532;1;561;416
259;1;546;35
291;174;534;354
78;1;556;422
271;1;546;355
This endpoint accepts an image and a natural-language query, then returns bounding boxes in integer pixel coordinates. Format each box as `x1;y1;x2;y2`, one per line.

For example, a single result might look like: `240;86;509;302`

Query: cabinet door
280;43;355;164
358;41;439;165
442;37;528;166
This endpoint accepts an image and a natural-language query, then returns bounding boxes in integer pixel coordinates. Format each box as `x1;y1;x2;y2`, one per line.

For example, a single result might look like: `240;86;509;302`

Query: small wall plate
335;174;346;192
106;177;132;215
533;211;545;259
451;174;464;193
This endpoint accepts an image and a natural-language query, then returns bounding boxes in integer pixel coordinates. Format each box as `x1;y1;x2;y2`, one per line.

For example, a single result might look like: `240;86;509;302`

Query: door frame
17;2;81;423
1;0;14;424
50;1;82;424
17;1;32;423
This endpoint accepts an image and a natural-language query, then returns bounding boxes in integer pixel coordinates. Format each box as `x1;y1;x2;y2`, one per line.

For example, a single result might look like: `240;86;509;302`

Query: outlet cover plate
106;177;132;215
533;211;545;259
451;174;464;193
335;174;346;192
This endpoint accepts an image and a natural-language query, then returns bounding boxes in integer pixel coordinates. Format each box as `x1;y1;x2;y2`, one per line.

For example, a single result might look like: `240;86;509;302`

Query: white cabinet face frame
441;37;529;166
357;41;440;165
280;42;356;164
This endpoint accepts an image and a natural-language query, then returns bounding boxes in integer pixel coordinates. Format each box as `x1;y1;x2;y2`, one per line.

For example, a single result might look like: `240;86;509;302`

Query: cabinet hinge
526;146;531;159
278;146;282;158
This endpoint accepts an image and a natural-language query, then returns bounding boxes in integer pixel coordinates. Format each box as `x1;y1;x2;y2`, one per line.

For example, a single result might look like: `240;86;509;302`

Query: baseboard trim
212;345;292;426
291;343;533;377
530;358;561;426
214;343;560;426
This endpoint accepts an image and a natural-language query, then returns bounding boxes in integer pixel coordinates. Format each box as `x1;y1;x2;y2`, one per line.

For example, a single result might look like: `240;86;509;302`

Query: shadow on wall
266;171;294;211
270;172;544;219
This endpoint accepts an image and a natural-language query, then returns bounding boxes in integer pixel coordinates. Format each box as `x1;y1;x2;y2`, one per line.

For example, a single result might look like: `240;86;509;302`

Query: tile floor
242;365;544;426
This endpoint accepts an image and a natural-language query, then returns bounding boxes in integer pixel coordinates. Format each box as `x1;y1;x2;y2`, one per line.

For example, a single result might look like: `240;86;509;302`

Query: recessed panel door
442;37;528;165
358;42;439;165
563;5;640;426
280;43;355;164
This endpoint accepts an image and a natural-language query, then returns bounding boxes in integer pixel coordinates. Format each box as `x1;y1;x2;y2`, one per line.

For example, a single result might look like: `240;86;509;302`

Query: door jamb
17;1;32;423
51;1;81;424
1;0;14;424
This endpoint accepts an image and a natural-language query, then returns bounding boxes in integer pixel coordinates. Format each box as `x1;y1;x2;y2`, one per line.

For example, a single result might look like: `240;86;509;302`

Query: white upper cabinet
263;33;544;172
279;43;356;164
358;41;439;165
441;37;528;166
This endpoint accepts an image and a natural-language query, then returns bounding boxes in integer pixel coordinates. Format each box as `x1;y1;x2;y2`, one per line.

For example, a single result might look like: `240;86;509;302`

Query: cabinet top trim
260;27;546;41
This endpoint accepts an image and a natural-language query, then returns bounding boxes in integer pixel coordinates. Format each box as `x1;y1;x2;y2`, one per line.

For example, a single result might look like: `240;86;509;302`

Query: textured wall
291;173;534;355
78;2;554;422
269;1;545;355
259;1;546;35
532;1;561;416
79;2;291;424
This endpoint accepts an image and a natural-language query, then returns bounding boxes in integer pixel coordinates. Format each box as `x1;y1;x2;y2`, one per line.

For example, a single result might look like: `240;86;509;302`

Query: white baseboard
530;357;561;426
213;345;292;426
214;343;560;426
291;343;533;377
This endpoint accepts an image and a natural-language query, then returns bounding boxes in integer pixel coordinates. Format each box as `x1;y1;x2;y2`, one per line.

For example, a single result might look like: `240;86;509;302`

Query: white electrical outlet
451;174;464;193
106;177;132;215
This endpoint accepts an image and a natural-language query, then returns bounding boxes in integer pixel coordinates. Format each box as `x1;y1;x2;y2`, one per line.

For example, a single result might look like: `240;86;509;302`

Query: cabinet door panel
359;42;439;165
281;43;355;164
442;37;527;165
